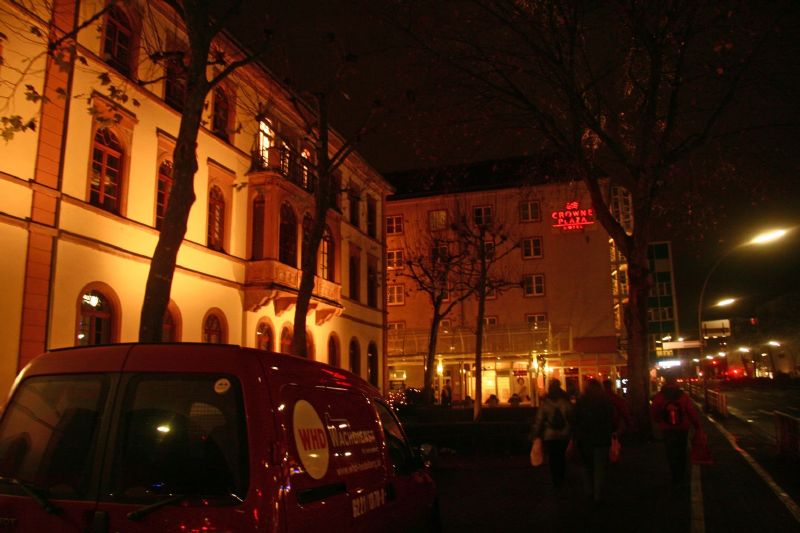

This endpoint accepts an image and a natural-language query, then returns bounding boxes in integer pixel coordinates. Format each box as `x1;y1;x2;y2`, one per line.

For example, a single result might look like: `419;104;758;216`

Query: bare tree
387;0;787;431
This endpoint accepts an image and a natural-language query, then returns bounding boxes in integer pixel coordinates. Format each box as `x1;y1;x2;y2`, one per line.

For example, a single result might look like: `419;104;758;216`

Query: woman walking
531;379;573;488
574;378;616;502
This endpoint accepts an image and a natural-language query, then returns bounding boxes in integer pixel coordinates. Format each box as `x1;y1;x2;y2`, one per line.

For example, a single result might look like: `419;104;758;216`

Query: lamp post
697;229;790;409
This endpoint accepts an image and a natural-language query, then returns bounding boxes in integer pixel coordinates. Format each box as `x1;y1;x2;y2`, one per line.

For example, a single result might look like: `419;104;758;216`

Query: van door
0;373;114;532
276;384;388;532
373;399;438;532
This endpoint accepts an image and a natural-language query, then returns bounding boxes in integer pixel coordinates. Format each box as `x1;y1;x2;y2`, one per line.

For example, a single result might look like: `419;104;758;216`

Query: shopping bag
530;438;544;467
690;431;713;465
609;433;621;463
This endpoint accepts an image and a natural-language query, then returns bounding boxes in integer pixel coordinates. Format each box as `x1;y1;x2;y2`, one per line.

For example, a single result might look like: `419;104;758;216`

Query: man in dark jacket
650;377;702;482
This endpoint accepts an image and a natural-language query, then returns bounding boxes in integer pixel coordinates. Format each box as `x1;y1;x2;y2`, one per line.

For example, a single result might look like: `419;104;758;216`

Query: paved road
428;402;800;532
723;386;800;439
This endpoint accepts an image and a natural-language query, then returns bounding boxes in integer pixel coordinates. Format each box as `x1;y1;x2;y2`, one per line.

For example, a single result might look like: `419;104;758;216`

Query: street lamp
697;228;790;408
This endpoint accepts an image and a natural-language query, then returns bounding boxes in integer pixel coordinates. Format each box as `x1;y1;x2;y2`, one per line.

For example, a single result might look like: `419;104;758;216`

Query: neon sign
551;201;595;231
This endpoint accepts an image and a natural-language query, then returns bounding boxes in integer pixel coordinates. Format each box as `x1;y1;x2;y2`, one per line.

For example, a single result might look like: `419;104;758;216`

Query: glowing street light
748;229;788;245
767;340;781;347
715;298;736;307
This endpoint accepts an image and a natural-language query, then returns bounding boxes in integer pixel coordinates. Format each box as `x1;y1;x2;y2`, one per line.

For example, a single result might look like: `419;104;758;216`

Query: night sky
241;0;800;338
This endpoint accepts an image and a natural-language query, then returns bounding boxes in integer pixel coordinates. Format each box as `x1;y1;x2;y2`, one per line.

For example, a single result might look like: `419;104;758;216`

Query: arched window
162;308;175;342
251;194;265;260
203;313;225;344
164;55;186;111
91;127;123;213
208;185;225;252
349;338;361;377
328;335;340;367
280;327;293;353
102;6;133;75
300;148;313;190
156;160;173;230
212;87;230;141
302;215;314;273
321;226;335;281
367;342;379;387
279;203;297;266
256;321;273;351
77;289;114;346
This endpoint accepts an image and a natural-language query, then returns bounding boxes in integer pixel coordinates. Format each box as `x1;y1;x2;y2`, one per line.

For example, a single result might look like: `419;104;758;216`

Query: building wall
385;180;621;401
0;1;390;397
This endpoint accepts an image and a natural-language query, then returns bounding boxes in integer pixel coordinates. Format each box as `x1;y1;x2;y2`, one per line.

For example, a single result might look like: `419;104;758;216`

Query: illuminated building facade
0;1;392;397
384;162;622;403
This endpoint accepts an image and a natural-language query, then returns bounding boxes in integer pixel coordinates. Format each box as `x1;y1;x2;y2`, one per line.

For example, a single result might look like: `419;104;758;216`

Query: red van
0;344;438;532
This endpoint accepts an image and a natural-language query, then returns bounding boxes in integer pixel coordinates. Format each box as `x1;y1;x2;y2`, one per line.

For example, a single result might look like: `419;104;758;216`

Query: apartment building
0;0;392;396
384;161;623;403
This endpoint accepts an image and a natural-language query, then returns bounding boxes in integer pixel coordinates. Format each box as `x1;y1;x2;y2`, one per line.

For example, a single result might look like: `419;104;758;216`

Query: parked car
0;343;438;532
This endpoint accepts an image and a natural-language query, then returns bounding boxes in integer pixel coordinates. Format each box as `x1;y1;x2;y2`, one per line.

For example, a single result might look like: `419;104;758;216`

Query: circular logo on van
292;400;330;480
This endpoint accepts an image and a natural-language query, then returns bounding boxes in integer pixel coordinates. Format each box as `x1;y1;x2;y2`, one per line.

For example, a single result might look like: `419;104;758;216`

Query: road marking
690;464;705;533
706;414;800;523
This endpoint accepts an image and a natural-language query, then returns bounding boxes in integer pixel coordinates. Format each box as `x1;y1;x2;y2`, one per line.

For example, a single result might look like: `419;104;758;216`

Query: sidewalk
430;413;800;532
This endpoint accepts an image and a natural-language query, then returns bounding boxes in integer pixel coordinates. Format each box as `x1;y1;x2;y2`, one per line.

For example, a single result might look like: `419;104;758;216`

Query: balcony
245;258;342;323
249;146;315;194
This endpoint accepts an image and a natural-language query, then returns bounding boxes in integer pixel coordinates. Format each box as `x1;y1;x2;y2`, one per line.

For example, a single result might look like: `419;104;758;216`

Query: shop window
279;203;298;266
102;6;133;76
90;127;124;214
251;194;265;259
207;185;225;252
155;160;173;230
256;321;273;351
77;290;114;345
211;87;231;141
386;215;403;234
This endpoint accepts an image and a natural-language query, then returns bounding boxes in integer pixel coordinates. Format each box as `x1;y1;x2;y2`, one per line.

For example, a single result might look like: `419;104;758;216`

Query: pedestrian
441;383;452;407
531;379;573;488
603;379;634;435
574;378;616;502
650;376;702;483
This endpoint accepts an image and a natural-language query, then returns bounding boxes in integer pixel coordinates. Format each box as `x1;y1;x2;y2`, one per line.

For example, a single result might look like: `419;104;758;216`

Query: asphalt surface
429;403;800;532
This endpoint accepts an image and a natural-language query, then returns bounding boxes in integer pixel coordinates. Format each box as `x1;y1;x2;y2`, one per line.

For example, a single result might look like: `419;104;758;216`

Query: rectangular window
483;316;498;328
522;237;543;259
520;200;541;222
522;274;545;296
482;241;495;260
348;189;360;227
473;205;493;226
257;118;274;168
387;284;405;306
367;256;379;308
386;215;403;234
429;209;447;231
387;249;404;269
367;197;378;238
439;319;451;331
526;313;547;329
349;246;361;301
432;243;449;262
387;321;405;331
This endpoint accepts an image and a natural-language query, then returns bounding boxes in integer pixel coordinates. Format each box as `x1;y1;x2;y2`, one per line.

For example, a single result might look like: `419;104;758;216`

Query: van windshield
107;374;248;504
0;375;108;500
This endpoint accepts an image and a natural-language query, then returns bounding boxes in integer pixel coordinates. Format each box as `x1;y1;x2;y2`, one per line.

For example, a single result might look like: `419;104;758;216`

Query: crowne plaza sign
551;201;596;231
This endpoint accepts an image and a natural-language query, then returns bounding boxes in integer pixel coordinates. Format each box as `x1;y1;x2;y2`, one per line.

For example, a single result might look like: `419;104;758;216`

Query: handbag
530;437;544;467
690;431;713;465
609;433;621;463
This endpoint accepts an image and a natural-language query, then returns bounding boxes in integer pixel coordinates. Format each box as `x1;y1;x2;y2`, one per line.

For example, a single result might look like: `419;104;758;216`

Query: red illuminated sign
551;201;595;231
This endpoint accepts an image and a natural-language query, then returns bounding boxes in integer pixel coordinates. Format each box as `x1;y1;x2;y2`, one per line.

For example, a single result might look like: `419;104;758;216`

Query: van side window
108;374;248;503
0;375;109;499
373;401;414;473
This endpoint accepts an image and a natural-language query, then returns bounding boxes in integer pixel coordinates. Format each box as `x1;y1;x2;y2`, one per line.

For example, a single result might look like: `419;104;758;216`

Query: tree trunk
473;249;488;421
423;312;442;404
624;243;652;436
139;74;207;342
293;95;333;357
